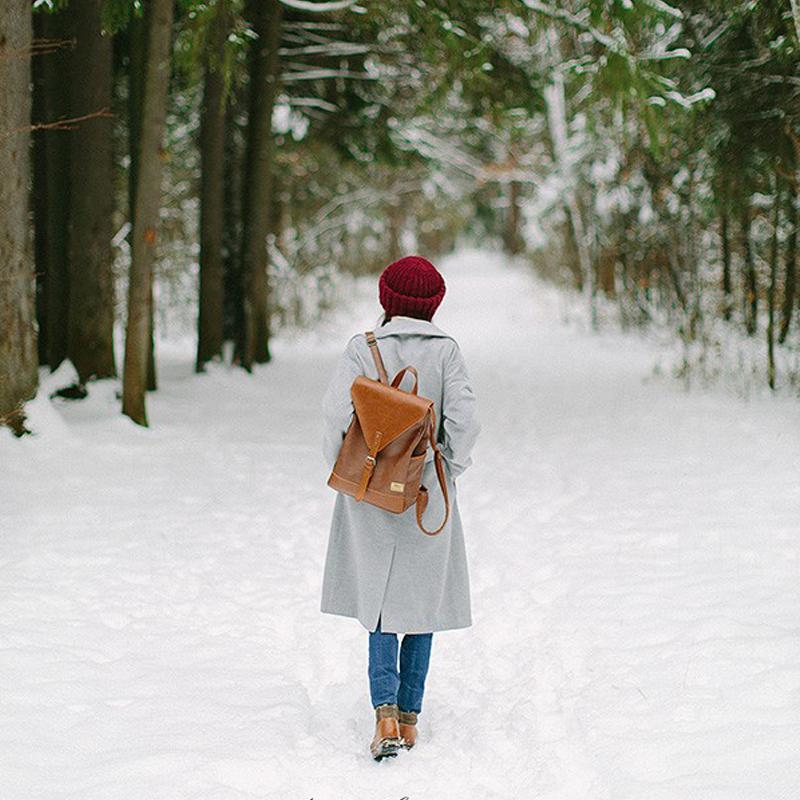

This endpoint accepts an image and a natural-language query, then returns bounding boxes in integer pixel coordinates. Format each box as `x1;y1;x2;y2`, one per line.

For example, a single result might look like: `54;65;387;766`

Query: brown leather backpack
327;331;450;536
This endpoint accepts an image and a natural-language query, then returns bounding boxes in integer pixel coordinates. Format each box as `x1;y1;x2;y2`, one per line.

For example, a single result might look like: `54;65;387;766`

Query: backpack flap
350;375;431;454
349;375;431;501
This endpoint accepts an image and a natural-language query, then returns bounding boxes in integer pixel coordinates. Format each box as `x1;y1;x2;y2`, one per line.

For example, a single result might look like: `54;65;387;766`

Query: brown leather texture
370;716;401;759
398;710;418;748
327;332;450;536
398;722;417;748
370;704;401;759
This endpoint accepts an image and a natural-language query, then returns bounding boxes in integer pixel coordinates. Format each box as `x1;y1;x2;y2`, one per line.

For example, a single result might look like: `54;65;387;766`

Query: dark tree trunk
562;205;585;291
0;0;37;431
32;9;71;371
196;2;229;372
779;179;797;344
68;0;116;383
32;11;48;366
239;0;283;370
122;0;173;425
128;7;158;392
128;10;145;222
503;180;525;255
767;178;780;389
146;282;157;391
741;205;758;336
597;247;617;297
720;205;732;321
223;90;244;346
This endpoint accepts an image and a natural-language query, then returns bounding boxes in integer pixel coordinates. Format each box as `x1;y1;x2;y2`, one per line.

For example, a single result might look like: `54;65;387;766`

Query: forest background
1;0;800;433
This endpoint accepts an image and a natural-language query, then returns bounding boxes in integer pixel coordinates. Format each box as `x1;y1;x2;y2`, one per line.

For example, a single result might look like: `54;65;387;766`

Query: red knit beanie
378;255;446;321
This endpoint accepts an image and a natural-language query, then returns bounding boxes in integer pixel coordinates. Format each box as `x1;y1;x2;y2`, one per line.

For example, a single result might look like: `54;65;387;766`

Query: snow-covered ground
2;248;799;800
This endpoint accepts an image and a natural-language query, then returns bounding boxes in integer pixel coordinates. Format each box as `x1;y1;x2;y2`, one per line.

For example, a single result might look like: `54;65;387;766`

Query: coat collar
371;313;454;340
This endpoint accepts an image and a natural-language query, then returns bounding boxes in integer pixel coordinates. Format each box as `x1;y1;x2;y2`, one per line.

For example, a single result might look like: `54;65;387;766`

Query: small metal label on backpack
390;482;405;492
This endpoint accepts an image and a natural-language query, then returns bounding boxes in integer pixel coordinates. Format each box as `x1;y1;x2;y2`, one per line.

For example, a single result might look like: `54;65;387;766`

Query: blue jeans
368;615;433;714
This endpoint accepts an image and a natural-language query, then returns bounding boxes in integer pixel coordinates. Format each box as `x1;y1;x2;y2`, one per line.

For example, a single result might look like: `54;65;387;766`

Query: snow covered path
3;249;799;800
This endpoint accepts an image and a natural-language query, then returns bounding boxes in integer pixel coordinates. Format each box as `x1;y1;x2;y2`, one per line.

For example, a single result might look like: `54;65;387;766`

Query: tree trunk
720;204;732;321
32;11;48;366
544;96;589;292
128;7;158;391
68;0;116;383
503;179;525;255
741;204;758;336
767;177;780;389
597;246;616;297
223;90;244;347
386;199;404;263
543;27;590;295
779;178;797;344
122;0;173;425
196;2;229;372
239;0;283;370
128;11;145;222
146;284;157;390
0;0;37;431
32;8;71;371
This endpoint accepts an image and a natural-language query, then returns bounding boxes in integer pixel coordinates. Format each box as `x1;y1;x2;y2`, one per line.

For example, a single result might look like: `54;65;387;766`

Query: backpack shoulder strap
365;331;389;385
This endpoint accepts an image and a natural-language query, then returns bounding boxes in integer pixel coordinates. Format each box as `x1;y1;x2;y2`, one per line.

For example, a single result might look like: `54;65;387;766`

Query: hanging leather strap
415;407;450;536
365;331;389;384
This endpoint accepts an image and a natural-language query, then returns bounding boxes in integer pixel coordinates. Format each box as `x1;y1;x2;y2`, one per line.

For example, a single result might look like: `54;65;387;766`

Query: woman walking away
320;255;481;761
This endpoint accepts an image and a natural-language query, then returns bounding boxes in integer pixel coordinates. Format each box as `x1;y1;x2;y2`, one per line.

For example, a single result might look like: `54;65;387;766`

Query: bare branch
1;108;114;141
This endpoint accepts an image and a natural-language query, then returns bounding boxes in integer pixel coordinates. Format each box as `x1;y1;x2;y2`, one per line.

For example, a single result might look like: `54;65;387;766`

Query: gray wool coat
320;313;481;634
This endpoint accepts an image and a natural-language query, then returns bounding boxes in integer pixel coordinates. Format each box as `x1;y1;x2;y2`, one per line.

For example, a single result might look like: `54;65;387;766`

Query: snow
2;248;799;799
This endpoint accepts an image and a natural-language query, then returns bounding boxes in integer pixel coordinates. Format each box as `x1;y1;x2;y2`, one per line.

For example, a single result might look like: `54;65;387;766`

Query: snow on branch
791;0;800;43
640;0;683;20
281;68;377;82
522;1;623;53
287;96;339;112
663;87;716;108
640;47;690;61
278;0;356;11
282;21;347;30
278;43;371;56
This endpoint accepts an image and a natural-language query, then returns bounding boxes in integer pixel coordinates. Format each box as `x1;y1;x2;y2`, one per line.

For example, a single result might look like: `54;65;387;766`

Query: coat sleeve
438;341;481;479
321;337;364;471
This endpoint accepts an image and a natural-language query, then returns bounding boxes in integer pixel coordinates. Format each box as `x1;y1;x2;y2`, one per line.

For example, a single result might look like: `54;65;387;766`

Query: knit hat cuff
379;275;446;321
